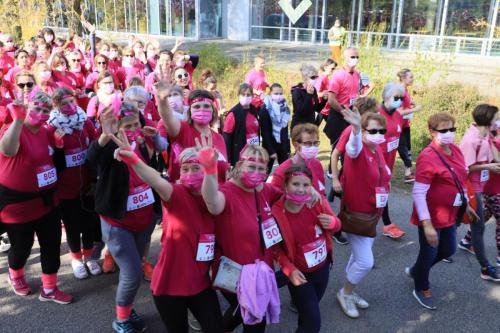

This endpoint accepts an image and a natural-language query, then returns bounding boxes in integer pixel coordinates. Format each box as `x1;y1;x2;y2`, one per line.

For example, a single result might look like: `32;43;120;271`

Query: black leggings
397;127;412;168
4;209;61;274
153;288;224;333
222;292;266;333
60;198;100;253
382;202;392;226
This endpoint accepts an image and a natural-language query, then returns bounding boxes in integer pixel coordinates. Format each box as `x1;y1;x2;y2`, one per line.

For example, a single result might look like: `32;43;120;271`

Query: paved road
1;187;499;333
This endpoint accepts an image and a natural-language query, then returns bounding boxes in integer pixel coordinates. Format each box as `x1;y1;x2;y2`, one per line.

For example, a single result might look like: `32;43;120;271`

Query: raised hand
142;126;158;137
340;107;361;132
196;134;218;175
100;108;119;137
110;129;139;166
153;79;171;101
8;92;27;121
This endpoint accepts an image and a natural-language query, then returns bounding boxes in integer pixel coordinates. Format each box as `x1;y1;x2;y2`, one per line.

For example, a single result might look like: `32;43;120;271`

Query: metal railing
250;26;500;57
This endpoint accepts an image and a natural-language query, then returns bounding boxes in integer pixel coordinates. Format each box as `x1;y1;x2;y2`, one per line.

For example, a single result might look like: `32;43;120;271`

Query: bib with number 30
261;218;283;249
196;234;215;261
302;238;327;268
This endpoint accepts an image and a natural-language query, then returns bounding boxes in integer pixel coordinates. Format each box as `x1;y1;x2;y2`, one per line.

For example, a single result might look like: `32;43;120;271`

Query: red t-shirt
143;100;160;125
101;145;154;232
271;157;326;196
216;182;282;267
223;111;259;144
47;120;97;200
483;138;500;195
282;207;329;272
315;74;330;116
52;71;79;90
335;126;352;154
341;145;392;214
379;105;404;171
0;125;58;223
168;121;228;183
0;53;15;74
402;89;412;128
151;184;215;296
411;142;468;228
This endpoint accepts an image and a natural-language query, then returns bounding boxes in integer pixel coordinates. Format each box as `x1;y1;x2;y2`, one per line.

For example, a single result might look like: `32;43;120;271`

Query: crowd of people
0;18;499;333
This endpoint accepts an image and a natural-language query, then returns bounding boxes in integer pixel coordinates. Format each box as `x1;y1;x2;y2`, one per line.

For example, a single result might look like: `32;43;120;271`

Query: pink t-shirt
315;74;331;116
245;69;268;92
328;69;360;108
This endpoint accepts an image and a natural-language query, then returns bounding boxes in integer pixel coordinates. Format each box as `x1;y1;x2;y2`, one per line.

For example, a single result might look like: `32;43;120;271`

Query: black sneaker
112;319;135;333
333;233;349;245
480;265;500;282
412;289;437;310
129;309;147;332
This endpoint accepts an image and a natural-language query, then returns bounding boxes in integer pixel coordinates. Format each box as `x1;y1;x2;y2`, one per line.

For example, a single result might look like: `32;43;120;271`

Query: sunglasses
433;127;456;134
350;56;360;59
393;96;404;101
123;54;133;57
69;59;81;62
309;75;318;80
365;129;387;135
300;141;321;147
17;82;34;88
96;61;107;65
177;73;189;79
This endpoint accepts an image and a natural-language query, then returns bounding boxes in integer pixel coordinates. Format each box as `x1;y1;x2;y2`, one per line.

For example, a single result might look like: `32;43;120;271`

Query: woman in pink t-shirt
244;55;268;109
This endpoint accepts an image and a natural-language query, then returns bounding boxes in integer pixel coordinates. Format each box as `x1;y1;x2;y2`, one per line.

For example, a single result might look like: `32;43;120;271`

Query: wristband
198;148;218;175
119;148;140;166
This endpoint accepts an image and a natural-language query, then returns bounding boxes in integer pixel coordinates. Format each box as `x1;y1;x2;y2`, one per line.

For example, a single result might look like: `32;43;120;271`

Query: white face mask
437;132;455;145
109;51;118;59
239;95;252;107
365;133;385;145
168;95;183;111
347;58;359;68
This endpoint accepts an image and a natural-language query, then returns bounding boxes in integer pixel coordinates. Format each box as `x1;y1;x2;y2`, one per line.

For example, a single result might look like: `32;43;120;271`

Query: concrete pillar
227;0;251;41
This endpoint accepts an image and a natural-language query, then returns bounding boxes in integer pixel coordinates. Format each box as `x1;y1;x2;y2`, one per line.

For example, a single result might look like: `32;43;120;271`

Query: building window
445;0;492;37
401;0;440;35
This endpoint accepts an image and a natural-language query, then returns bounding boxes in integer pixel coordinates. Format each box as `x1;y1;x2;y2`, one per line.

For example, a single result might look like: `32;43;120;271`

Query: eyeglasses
17;82;34;88
69;59;81;62
433;127;456;134
177;73;189;79
309;75;318;80
350;56;360;59
96;61;107;65
365;129;387;135
300;141;320;147
393;96;404;101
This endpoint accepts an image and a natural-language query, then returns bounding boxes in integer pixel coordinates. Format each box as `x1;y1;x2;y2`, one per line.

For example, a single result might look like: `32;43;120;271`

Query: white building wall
226;0;251;41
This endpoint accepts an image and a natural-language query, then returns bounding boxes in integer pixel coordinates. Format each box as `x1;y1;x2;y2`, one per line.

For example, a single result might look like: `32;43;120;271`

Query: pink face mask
60;103;77;116
180;171;204;191
125;128;143;143
240;171;266;189
27;110;49;126
286;192;311;205
299;146;319;160
365;133;386;145
39;70;51;82
191;108;213;125
239;96;252;107
168;95;183;111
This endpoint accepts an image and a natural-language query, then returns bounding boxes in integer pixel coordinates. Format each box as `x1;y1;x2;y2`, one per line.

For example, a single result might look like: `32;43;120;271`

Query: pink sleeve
244;70;254;85
222;112;235;134
412;182;431;221
86;97;97;117
459;138;478;167
328;73;341;94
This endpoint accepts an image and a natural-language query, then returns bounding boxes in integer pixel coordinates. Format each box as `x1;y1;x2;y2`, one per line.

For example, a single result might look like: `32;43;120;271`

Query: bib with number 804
196;234;215;262
302;238;327;268
261;218;283;249
127;186;155;211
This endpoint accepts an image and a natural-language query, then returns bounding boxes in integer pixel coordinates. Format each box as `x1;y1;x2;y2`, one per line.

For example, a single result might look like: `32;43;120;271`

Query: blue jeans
287;263;330;333
101;219;155;306
411;225;456;291
466;193;489;268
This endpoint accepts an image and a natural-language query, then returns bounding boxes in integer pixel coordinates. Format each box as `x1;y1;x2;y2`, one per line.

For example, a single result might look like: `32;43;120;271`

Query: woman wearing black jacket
290;64;326;130
87;103;157;333
222;83;273;166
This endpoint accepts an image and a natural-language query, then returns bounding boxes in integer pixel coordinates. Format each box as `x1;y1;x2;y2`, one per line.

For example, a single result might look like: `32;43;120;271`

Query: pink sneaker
8;275;32;296
39;288;73;304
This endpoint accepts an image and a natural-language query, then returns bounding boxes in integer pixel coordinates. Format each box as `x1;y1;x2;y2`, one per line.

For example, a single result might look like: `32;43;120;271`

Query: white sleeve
346;130;363;159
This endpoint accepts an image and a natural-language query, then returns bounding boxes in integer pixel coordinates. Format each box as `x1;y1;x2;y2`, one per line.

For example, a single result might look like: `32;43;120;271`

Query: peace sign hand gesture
110;129;140;166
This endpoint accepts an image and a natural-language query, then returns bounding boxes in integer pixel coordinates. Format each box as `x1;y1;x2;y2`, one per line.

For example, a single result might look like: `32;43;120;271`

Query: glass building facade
48;0;500;56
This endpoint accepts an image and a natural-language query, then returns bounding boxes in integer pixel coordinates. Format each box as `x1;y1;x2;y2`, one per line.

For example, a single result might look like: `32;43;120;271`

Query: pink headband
190;97;213;106
182;157;200;164
291;171;312;180
61;94;74;100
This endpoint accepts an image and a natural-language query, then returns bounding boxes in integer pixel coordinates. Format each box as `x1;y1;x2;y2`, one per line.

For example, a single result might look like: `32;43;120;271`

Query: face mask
122;58;132;67
309;79;317;86
365;133;386;145
71;66;81;73
134;48;143;55
191;108;213;125
125;128;143;143
168;95;183;111
180;171;204;191
286;192;311;205
27;110;49;126
436;132;455;145
39;70;51;81
45;36;54;43
271;94;284;103
389;98;402;110
56;65;66;72
108;51;118;59
347;58;359;67
60;103;77;116
176;60;186;67
299;146;319;160
102;83;114;94
239;95;252;107
240;171;266;189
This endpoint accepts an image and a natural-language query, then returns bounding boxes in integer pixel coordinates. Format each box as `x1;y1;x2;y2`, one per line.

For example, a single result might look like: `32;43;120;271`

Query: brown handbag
340;150;384;238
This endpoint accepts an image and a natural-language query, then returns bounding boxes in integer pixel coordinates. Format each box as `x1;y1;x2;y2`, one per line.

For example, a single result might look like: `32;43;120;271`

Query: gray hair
31;91;53;109
123;86;150;102
382;82;405;101
300;64;317;81
178;147;200;164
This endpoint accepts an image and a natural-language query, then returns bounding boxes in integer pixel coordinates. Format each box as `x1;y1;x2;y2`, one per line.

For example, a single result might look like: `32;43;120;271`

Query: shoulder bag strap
430;147;465;201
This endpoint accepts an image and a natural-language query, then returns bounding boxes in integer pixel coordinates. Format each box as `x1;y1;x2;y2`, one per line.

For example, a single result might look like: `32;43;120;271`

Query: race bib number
65;149;87;168
127;185;155;211
480;170;489;182
303;238;327;268
247;136;259;145
387;138;399;152
196;234;215;262
36;165;57;188
261;218;282;249
453;193;463;207
375;187;389;208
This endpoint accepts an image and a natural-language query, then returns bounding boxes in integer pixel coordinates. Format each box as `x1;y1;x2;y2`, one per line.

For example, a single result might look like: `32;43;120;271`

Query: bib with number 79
375;187;389;208
302;238;327;268
261;218;283;249
127;185;155;211
196;234;215;261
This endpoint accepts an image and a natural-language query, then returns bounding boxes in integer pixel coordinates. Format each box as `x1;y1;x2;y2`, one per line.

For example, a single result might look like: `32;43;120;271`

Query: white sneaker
85;260;102;276
0;235;11;253
71;260;89;279
336;289;359;318
352;292;369;309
